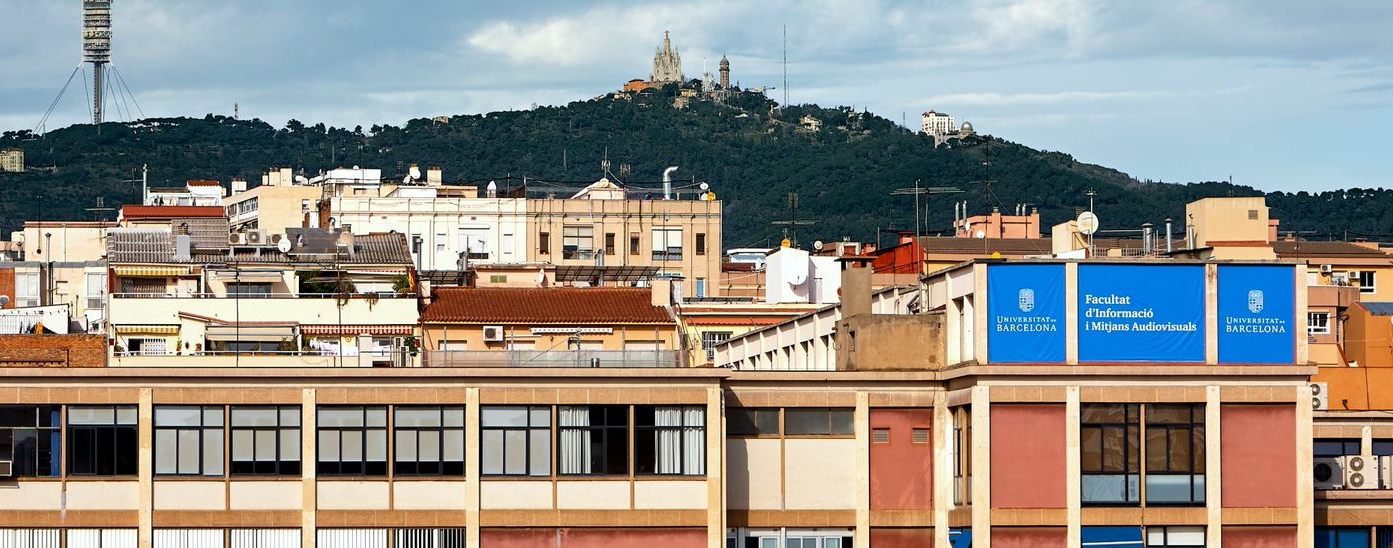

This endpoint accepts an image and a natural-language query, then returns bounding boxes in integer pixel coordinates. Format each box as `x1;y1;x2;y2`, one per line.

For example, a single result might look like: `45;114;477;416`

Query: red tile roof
186;180;222;187
422;287;673;324
122;205;227;219
1271;240;1391;259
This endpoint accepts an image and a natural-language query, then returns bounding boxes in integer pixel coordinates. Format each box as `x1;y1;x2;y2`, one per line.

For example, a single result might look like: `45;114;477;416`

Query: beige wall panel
784;439;857;510
0;481;62;510
316;481;391;510
229;481;303;510
152;481;226;510
393;480;468;510
556;480;631;510
634;480;707;510
66;480;139;510
727;438;782;510
480;481;554;510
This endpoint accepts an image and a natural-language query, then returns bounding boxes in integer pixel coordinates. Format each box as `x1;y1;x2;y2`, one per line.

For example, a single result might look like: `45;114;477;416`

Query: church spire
650;30;684;83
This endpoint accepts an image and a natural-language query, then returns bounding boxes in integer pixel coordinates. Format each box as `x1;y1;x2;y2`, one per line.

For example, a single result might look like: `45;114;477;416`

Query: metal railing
110;292;415;299
424;350;679;368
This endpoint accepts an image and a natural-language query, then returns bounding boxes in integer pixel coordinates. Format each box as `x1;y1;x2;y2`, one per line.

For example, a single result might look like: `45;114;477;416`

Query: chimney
279;167;293;186
650;277;673;307
1268;219;1280;243
231;178;247;194
840;257;873;318
898;231;915;245
1164;218;1173;253
419;280;432;305
1142;223;1154;253
426;166;442;186
174;235;192;262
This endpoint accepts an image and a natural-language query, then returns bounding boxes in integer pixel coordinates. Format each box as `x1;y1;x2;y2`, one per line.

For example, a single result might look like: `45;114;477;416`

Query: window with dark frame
727;408;779;436
1314;438;1361;457
559;405;628;475
635;406;706;475
630;233;641;256
481;406;551;477
1359;271;1377;294
394;406;466;476
701;331;733;362
605;233;616;256
783;408;854;436
154;406;224;476
562;226;595;260
230;406;301;476
1145;404;1205;505
1146;526;1206;548
0;405;60;477
67;405;138;476
317;406;388;476
1081;403;1141;505
538;232;550;255
695;233;707;256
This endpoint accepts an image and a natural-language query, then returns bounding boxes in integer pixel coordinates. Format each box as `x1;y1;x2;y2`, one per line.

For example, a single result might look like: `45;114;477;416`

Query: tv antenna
892;180;962;238
85;196;115;221
782;25;789;109
771;191;816;248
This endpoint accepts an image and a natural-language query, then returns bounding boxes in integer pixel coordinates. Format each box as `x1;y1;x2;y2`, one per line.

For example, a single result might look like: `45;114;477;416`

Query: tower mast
82;0;113;125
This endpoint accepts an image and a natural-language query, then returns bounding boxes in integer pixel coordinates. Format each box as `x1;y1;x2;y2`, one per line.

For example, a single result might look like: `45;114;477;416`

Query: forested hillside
0;86;1380;247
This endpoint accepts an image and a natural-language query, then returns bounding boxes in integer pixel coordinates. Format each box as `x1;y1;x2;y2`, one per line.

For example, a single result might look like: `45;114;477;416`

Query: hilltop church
624;32;732;95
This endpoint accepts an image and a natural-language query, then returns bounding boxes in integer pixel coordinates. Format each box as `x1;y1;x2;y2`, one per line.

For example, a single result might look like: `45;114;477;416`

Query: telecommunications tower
82;0;113;124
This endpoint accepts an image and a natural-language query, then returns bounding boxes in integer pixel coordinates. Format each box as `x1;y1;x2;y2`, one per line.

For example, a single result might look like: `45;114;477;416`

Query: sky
1;0;1391;193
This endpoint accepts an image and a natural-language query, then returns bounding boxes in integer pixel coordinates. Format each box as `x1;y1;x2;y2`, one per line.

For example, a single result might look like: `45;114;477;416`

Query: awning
211;270;285;282
205;325;296;341
113;266;190;277
114;324;180;335
1082;527;1142;548
301;325;414;336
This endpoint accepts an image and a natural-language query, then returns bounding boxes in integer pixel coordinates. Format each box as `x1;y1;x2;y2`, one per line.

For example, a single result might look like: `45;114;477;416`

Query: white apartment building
922;110;955;135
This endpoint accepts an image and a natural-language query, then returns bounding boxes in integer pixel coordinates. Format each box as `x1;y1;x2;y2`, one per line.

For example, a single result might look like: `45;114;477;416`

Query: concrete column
466;387;481;548
1205;264;1219;365
1205;386;1221;548
1297;388;1315;548
934;397;952;548
1295;264;1309;364
707;386;725;548
971;386;991;548
1065;263;1079;365
1066;387;1081;548
138;389;152;548
302;389;317;548
855;392;870;548
974;265;989;362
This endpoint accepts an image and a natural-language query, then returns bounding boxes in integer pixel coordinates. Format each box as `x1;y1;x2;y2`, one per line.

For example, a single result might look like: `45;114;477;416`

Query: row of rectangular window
727;408;855;437
1081;403;1205;506
0;404;705;479
538;228;706;259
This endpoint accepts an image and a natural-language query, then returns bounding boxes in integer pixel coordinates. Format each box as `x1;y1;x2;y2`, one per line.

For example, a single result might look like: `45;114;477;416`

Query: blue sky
1;0;1390;193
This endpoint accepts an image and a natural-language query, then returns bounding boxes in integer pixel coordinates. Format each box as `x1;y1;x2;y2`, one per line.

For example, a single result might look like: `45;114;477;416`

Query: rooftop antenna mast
771;191;817;248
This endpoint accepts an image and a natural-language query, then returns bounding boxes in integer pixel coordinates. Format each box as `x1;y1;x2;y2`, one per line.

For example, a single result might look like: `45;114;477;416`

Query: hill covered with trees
0;86;1382;247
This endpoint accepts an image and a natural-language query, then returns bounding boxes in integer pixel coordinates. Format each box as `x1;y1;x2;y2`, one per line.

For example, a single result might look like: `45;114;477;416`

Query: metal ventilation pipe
1142;223;1154;253
1164;218;1173;253
662;166;679;200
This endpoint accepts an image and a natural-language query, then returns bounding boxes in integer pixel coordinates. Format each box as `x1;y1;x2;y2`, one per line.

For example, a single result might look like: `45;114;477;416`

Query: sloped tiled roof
422;287;673;324
918;236;1054;256
1271;240;1391;259
122;205;227;219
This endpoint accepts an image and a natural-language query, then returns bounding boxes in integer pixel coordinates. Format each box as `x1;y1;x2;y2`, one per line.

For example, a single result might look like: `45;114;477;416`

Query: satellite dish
975;230;986;239
0;295;9;307
1077;211;1100;235
699;182;710;191
277;238;292;253
813;240;824;250
408;165;422;181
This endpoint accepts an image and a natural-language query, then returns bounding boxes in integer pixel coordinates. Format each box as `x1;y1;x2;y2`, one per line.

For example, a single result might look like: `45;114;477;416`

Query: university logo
1018;288;1035;313
1247;289;1264;314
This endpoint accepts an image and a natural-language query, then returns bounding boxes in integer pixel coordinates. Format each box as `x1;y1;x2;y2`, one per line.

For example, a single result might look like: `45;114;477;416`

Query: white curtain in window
559;407;591;474
655;407;683;474
682;407;705;475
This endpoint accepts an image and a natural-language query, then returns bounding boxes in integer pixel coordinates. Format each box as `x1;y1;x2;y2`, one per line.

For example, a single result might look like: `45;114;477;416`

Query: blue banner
1078;265;1205;362
1218;265;1296;364
987;264;1066;363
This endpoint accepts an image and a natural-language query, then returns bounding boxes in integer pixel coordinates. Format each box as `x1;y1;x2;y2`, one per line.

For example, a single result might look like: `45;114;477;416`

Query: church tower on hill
651;31;684;83
719;55;730;89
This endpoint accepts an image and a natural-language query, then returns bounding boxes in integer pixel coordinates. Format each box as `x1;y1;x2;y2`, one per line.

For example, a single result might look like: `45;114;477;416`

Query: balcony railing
424;350;679;368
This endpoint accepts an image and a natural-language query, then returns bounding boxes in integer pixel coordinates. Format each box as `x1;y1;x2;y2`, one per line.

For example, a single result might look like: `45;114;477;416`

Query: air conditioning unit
1346;455;1377;489
1349;271;1362;281
1321;264;1334;274
0;460;11;477
229;233;246;245
482;325;504;342
1314;457;1345;489
247;229;266;245
1311;382;1329;411
270;233;285;245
